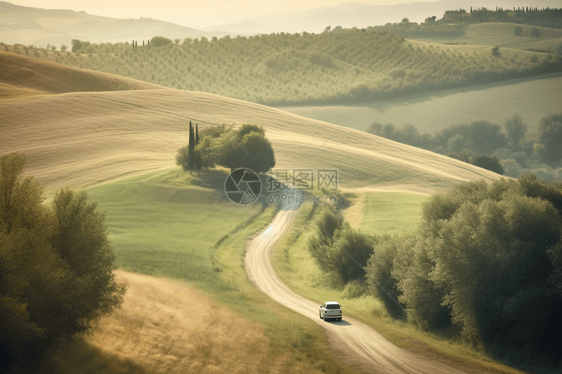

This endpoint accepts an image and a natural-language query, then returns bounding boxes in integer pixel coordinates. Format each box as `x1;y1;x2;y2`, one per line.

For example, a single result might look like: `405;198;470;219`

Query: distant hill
202;20;282;35
7;27;561;106
204;0;556;34
0;2;227;47
376;22;562;51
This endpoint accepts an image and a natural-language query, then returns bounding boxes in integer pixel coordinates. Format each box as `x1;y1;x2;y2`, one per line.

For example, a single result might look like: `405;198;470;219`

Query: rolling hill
279;72;562;136
202;0;556;34
0;50;500;195
0;1;228;47
414;22;562;51
0;50;157;100
0;42;518;374
5;28;561;106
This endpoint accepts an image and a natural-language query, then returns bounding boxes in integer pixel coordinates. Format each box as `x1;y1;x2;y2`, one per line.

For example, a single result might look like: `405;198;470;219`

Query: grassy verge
358;192;429;235
86;168;358;374
272;194;525;374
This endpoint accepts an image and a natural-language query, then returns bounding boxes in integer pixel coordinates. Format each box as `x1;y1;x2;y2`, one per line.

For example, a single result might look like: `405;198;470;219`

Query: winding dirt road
245;205;467;374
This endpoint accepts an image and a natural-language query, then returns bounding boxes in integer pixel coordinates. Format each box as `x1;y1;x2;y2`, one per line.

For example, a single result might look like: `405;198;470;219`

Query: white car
319;301;342;321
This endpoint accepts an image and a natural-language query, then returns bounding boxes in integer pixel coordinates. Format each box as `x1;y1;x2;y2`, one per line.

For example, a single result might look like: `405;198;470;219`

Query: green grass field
280;73;562;136
85;167;356;373
271;195;524;374
417;22;562;51
86;168;261;280
359;192;429;234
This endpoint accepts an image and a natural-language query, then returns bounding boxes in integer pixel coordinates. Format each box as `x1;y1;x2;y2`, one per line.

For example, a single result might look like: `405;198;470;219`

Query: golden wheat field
0;51;499;195
40;271;316;374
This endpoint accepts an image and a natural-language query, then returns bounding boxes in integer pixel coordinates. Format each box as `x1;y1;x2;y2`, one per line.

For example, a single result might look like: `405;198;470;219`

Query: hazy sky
8;0;437;24
9;1;438;16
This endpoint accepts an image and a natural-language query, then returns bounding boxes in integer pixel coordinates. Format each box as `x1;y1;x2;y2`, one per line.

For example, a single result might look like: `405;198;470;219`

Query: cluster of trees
367;112;562;181
0;154;124;370
373;22;465;38
308;211;375;284
514;25;542;38
176;124;275;174
308;176;562;368
441;6;562;28
366;176;562;366
16;28;561;106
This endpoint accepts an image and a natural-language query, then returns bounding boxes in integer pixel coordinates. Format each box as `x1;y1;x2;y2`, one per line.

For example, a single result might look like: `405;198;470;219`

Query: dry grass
342;193;364;230
67;270;313;374
0;51;156;101
0;52;500;195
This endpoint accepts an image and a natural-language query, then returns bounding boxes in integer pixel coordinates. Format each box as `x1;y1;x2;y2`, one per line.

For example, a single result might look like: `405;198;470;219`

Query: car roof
325;301;339;305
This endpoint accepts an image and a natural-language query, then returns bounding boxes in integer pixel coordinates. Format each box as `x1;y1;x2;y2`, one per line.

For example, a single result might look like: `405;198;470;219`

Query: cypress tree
195;124;202;174
188;121;194;174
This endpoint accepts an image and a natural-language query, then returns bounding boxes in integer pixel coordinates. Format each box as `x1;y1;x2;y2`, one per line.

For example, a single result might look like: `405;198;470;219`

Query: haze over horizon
4;0;557;29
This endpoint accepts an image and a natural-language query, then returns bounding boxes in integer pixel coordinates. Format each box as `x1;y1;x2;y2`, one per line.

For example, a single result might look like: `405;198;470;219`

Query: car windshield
326;304;340;309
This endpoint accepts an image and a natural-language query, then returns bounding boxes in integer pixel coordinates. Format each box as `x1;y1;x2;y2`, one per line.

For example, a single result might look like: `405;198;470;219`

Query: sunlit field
280;73;562;136
86;168;260;280
2;3;562;372
357;192;428;235
77;168;355;374
416;23;562;50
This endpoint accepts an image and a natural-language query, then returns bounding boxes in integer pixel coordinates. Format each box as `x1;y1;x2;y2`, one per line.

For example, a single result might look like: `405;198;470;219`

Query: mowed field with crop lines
0;51;501;196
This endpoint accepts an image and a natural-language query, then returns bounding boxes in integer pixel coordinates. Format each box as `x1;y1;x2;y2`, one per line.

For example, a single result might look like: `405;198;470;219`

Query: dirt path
245;204;467;374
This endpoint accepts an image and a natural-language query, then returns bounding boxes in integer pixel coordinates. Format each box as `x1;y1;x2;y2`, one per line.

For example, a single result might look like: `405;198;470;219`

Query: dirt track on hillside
245;204;469;374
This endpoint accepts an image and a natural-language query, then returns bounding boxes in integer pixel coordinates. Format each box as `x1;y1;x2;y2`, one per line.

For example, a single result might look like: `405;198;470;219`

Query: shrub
210;125;275;173
0;154;124;369
504;115;528;149
308;209;375;284
151;36;173;47
175;145;190;171
537;112;562;165
529;27;542;38
514;26;522;36
470;154;505;175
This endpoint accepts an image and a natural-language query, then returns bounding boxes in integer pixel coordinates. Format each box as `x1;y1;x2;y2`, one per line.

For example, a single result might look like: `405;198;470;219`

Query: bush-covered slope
5;27;562;105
